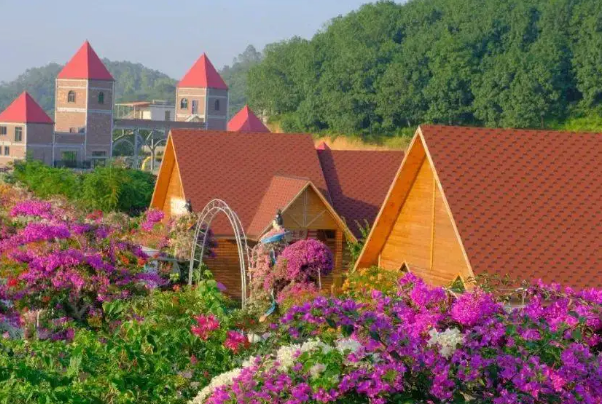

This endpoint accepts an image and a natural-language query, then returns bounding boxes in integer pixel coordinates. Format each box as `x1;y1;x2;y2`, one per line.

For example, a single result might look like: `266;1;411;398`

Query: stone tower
54;41;114;167
176;53;228;130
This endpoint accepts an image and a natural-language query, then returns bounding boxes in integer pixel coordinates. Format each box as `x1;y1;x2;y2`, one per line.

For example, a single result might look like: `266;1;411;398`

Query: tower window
98;92;105;104
68;91;76;103
180;98;188;109
14;127;22;142
0;126;6;135
214;99;220;111
4;146;9;156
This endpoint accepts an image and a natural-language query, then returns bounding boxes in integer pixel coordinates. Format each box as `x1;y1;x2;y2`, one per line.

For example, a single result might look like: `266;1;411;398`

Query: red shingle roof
247;176;310;237
420;125;602;289
228;106;270;132
318;149;404;238
170;130;328;236
178;54;228;89
0;92;53;124
58;41;113;81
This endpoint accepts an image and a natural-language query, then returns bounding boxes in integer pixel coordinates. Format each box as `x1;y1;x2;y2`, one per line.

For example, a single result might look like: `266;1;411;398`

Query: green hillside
0;52;258;118
246;0;602;136
0;61;177;114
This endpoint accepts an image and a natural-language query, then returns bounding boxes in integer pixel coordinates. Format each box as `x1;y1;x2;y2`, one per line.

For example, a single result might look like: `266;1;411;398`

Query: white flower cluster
276;338;332;370
191;338;358;403
427;327;464;358
335;338;362;354
190;367;243;404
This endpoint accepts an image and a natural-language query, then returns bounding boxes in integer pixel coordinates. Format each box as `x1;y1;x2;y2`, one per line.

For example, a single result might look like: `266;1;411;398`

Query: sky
0;0;376;82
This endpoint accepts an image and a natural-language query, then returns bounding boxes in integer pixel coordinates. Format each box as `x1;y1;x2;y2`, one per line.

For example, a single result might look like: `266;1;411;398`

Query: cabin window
214;99;220;111
14;127;22;142
0;126;6;136
68;91;76;103
180;98;188;109
3;146;9;156
98;92;105;104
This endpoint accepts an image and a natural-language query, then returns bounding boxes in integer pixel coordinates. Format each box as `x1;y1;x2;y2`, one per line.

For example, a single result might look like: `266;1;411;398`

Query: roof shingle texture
247;176;309;237
171;130;328;236
318;149;404;238
420;125;602;289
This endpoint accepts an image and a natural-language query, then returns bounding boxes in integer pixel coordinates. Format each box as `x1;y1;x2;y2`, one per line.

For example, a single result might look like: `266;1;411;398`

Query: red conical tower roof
178;53;228;89
0;92;53;124
316;141;330;150
228;105;270;132
58;41;113;81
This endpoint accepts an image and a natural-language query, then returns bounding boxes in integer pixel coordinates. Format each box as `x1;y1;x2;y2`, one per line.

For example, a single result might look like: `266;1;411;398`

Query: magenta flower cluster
201;273;602;403
0;197;168;334
279;239;334;282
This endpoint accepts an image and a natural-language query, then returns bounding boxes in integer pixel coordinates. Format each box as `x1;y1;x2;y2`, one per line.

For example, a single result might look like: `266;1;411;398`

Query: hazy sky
0;0;376;82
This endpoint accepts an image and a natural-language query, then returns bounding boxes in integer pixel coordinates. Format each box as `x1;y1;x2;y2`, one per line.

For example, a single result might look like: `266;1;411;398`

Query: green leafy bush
10;160;155;215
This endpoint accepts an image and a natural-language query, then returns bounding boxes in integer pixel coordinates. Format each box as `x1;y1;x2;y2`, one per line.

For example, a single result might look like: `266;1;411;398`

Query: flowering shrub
194;273;602;403
0;281;239;404
0;187;167;332
248;236;333;314
342;265;407;301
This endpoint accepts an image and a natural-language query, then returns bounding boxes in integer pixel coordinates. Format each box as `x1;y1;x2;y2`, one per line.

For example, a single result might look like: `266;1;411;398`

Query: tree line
246;0;602;136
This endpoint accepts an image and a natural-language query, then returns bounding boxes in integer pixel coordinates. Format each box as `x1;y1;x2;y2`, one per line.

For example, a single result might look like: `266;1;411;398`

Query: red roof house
151;129;404;298
355;125;602;290
178;53;228;89
228;105;270;132
57;41;114;81
0;92;53;124
318;149;405;237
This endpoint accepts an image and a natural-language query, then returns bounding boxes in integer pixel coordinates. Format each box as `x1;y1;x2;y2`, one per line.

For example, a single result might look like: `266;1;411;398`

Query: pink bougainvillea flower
191;314;220;340
224;330;248;353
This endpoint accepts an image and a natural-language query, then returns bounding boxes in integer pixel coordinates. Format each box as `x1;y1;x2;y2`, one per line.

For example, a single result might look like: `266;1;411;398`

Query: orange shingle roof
58;41;113;81
170;130;328;236
420;125;602;289
247;175;310;237
178;54;228;90
318;149;404;238
0;92;53;124
228;106;270;132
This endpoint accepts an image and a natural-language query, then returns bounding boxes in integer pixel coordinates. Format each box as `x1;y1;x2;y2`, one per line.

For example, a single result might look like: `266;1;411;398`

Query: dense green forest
246;0;602;135
3;0;602;137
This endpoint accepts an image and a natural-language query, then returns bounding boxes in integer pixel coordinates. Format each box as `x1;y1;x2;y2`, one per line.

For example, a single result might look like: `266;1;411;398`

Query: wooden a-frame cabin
355;125;602;290
152;129;404;298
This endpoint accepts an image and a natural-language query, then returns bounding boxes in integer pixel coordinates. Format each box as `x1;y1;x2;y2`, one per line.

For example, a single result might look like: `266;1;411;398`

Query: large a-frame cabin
355;125;602;290
152;129;404;299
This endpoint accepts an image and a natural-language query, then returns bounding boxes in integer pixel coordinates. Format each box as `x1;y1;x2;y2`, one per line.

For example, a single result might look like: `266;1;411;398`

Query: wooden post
333;230;344;293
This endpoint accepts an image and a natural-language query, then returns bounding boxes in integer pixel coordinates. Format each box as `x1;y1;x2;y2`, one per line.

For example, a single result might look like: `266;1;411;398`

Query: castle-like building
0;41;268;168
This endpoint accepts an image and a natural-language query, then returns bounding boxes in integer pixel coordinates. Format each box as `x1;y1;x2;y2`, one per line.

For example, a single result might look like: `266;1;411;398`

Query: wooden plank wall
378;158;470;286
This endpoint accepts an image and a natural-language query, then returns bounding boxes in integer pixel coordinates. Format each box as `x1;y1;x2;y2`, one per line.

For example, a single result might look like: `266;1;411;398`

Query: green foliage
0;283;236;404
247;0;602;135
345;220;371;270
220;45;263;116
0;60;177;113
11;160;155;215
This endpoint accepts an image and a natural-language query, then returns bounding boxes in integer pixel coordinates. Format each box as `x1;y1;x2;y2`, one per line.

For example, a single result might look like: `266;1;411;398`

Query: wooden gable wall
356;130;473;287
150;135;185;219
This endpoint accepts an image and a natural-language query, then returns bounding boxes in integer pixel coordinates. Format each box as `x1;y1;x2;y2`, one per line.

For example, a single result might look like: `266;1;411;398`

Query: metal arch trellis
188;199;250;307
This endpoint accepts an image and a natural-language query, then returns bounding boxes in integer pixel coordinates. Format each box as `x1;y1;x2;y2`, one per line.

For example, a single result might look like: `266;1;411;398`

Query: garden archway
189;199;250;307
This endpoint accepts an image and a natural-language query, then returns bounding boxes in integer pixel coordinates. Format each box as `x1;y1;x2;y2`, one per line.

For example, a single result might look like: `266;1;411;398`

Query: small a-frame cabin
355;125;602;290
151;129;404;298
